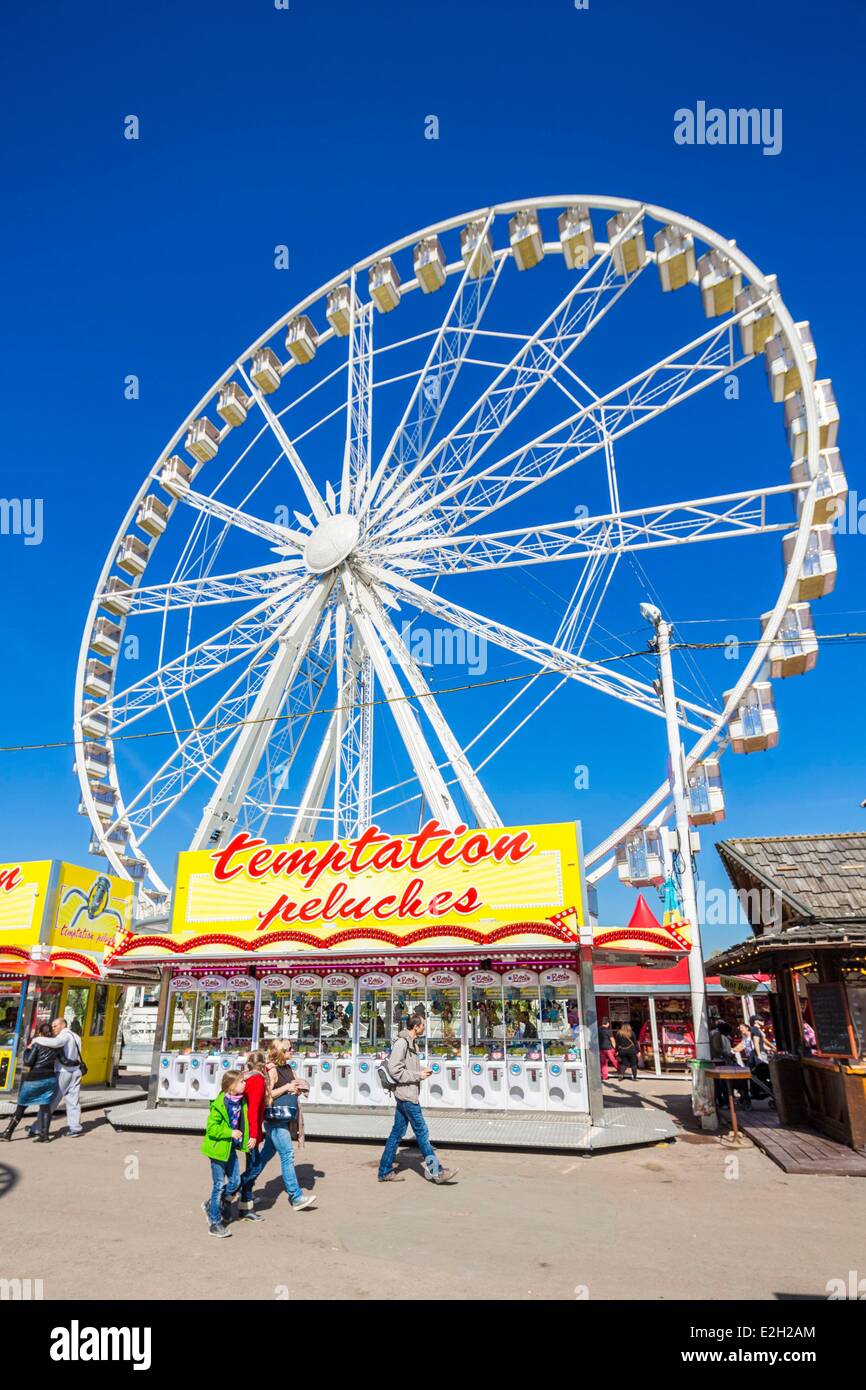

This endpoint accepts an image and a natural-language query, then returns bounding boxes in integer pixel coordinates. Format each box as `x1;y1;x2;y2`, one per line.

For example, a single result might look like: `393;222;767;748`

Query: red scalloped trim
49;951;102;977
594;927;689;952
110;918;577;959
0;946;30;962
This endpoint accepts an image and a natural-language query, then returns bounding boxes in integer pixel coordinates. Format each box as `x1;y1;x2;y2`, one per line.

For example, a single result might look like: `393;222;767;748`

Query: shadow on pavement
0;1162;20;1200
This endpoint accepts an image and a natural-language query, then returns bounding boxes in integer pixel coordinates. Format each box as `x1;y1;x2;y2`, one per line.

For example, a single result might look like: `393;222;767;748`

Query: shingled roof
717;833;866;932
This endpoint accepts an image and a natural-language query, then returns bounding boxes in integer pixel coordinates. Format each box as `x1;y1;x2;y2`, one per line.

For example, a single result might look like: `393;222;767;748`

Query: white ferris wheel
74;196;841;921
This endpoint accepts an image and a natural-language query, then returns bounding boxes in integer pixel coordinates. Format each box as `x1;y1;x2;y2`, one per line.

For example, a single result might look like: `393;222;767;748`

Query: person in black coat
615;1023;639;1080
1;1023;58;1143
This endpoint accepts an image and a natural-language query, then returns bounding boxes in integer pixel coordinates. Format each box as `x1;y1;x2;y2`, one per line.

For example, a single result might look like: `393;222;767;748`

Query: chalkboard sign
806;983;857;1058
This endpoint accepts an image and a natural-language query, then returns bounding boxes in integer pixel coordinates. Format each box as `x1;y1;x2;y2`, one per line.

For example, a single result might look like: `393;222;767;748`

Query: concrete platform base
106;1100;677;1152
1;1086;145;1117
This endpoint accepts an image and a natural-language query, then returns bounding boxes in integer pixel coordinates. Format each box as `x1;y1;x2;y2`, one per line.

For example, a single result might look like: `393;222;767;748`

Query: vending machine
318;972;356;1104
291;975;323;1103
159;977;198;1100
201;1052;236;1100
467;971;508;1109
425;971;465;1109
356;971;392;1106
185;1051;209;1101
503;969;546;1110
540;968;588;1111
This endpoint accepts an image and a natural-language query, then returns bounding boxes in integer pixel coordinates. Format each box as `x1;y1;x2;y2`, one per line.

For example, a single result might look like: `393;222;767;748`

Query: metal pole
648;995;662;1079
648;611;711;1060
641;604;716;1130
146;968;172;1109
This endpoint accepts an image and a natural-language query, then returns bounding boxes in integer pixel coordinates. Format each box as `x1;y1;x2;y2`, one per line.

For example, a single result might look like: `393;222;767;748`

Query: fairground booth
0;860;133;1089
706;833;866;1151
105;820;694;1124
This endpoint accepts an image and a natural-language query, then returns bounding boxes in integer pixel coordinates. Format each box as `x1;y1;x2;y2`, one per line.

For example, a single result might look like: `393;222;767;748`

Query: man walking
378;1014;457;1185
48;1016;85;1137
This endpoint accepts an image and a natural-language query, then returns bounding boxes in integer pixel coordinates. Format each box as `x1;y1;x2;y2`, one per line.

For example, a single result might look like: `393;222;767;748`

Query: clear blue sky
1;0;863;955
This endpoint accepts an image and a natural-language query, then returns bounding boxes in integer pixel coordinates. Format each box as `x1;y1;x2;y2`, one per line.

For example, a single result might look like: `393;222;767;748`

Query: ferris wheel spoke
239;364;329;524
377;299;762;540
340;281;375;513
367;567;716;731
177;486;306;552
341;570;463;828
369;210;648;539
368;483;799;576
357;580;501;828
330;599;376;837
290;715;337;841
362;211;504;513
119;644;280;843
104;580;311;731
123;561;302;615
190;579;335;849
238;641;337;841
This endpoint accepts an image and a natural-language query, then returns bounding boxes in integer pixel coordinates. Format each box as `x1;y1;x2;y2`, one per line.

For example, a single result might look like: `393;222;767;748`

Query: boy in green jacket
201;1070;253;1239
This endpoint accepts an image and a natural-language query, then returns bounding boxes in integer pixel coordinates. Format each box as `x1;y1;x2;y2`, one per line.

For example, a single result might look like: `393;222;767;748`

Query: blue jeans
378;1100;441;1180
241;1123;303;1205
207;1148;241;1224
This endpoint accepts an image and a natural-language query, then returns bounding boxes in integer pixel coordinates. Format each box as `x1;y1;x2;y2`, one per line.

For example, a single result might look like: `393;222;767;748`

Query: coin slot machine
426;970;464;1108
357;971;392;1105
159;976;198;1099
319;972;355;1103
467;971;507;1108
292;974;323;1101
540;968;587;1111
504;969;546;1110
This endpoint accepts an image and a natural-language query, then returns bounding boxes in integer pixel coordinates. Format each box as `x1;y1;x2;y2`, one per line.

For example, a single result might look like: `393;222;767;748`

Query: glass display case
357;973;392;1058
320;975;354;1057
391;973;427;1040
0;985;21;1049
427;977;462;1061
258;975;295;1047
292;978;322;1057
540;977;582;1059
165;987;196;1051
505;980;543;1059
468;975;506;1059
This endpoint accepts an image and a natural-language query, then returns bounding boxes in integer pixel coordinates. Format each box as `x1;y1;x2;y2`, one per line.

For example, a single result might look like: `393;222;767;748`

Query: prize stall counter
154;963;588;1113
771;979;866;1149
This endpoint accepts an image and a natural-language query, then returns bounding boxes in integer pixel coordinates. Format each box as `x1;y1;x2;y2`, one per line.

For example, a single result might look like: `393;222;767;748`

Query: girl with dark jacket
1;1024;58;1143
615;1023;639;1080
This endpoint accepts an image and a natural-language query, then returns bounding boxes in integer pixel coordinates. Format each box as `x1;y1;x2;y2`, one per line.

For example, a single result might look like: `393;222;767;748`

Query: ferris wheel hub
304;512;359;573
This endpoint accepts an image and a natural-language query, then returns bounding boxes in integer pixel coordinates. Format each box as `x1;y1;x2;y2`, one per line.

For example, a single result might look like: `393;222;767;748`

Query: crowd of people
708;1015;775;1109
202;1011;457;1238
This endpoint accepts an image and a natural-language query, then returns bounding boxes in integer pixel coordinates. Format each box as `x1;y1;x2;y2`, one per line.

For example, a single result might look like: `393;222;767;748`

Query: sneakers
432;1167;458;1185
239;1206;265;1222
378;1171;405;1182
290;1194;317;1212
208;1222;232;1239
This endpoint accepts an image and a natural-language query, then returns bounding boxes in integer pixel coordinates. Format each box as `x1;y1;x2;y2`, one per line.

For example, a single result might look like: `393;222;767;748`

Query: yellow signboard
50;863;133;960
0;860;133;971
0;861;53;949
115;821;584;960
